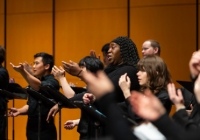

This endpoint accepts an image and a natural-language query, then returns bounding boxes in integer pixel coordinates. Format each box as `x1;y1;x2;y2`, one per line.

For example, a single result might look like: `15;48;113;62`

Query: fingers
167;83;176;99
46;111;53;122
10;62;14;67
64;120;75;130
83;93;92;104
62;61;71;73
177;89;183;100
190;104;194;110
59;66;64;71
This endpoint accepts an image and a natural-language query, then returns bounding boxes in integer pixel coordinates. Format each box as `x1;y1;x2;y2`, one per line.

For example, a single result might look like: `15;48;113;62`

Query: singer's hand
46;104;60;123
8;108;20;117
64;119;80;130
83;93;96;104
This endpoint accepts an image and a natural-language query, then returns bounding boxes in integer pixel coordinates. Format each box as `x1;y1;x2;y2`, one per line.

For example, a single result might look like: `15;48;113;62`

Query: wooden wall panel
55;0;128;87
130;0;195;7
7;0;52;14
56;0;126;10
130;2;196;87
0;14;4;47
0;0;4;46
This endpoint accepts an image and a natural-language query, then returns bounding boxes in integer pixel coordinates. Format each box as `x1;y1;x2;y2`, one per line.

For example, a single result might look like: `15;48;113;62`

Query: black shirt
27;74;60;117
26;74;59;140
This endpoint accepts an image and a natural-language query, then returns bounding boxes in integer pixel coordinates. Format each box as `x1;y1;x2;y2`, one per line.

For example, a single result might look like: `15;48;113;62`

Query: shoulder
156;90;169;99
41;74;59;90
116;65;137;74
0;66;8;74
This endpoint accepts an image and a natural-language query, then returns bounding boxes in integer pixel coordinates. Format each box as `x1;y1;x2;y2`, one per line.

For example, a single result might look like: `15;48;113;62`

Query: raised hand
23;61;33;75
8;108;20;117
194;74;200;103
129;90;166;121
10;63;24;73
62;60;82;77
52;66;65;79
90;50;100;59
83;93;96;104
167;83;185;111
119;73;131;99
189;50;200;78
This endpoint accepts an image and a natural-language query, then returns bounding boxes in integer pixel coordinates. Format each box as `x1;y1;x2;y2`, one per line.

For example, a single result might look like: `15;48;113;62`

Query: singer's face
137;70;148;86
142;41;158;58
33;57;47;78
107;42;122;65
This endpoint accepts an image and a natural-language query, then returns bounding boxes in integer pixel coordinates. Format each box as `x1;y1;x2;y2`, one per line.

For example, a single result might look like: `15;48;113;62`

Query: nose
108;47;112;53
142;49;145;53
137;71;140;76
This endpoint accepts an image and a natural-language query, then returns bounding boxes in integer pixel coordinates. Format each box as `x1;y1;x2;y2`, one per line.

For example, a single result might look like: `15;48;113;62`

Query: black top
0;65;9;112
26;74;59;140
27;74;59;118
156;90;172;114
172;109;198;130
0;65;9;139
105;64;139;102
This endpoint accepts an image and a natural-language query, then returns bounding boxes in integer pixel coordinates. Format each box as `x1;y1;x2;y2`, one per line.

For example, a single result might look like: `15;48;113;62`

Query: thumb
190;104;194;110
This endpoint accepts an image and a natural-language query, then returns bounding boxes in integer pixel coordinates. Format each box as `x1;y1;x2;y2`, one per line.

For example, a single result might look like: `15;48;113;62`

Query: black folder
176;80;194;94
0;89;26;99
26;88;56;107
7;83;28;99
73;101;106;125
39;86;75;108
71;87;86;94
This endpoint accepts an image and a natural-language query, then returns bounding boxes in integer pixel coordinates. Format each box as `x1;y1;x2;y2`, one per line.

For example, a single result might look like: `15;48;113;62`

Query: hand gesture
64;119;79;130
129;90;166;121
167;83;185;111
83;93;96;104
189;50;200;78
186;104;193;116
90;50;100;59
10;63;24;73
23;61;33;75
62;60;82;76
194;74;200;103
52;66;65;79
46;104;60;123
119;73;131;99
8;108;20;117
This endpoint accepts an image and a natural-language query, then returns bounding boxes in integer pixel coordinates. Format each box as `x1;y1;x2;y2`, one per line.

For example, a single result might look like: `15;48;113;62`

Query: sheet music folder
7;83;28;99
26;88;56;107
176;80;194;94
0;89;26;99
71;87;86;94
39;86;75;108
73;101;106;125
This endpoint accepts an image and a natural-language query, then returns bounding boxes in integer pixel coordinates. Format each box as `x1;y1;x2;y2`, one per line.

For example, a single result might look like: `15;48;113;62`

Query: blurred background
0;0;199;139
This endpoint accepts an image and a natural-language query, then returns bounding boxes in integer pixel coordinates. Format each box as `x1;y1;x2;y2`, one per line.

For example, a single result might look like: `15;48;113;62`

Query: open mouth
107;54;112;61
